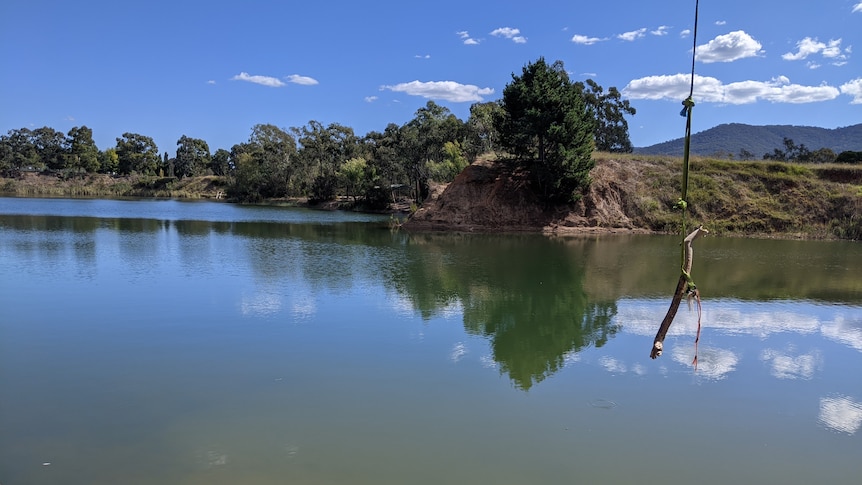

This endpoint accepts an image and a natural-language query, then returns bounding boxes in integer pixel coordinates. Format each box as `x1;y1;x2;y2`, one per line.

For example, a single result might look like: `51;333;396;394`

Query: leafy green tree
577;79;636;153
293;121;359;201
64;126;100;173
809;147;836;164
116;132;160;175
99;148;119;174
360;123;409;207
33;127;67;171
339;157;372;201
465;101;503;158
229;124;297;201
175;135;211;179
764;137;812;162
496;57;596;202
0;128;39;173
426;141;468;183
836;151;862;164
162;152;172;177
210;148;231;176
401;101;467;201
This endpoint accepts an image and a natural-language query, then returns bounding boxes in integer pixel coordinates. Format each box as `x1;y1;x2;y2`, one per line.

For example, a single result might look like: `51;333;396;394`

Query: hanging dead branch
650;225;708;359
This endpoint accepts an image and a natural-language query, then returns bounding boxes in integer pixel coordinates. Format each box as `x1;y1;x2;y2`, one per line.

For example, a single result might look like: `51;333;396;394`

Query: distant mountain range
634;123;862;158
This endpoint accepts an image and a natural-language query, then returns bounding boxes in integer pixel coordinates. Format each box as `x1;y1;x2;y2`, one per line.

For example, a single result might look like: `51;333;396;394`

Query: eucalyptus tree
496;57;595;202
466;101;503;157
210;148;230;176
116;132;160;175
577;79;636;153
362;123;406;186
229;124;297;200
64;126;100;173
402;101;467;201
99;148;119;174
0;128;39;173
174;135;211;179
32;127;67;171
360;123;408;207
426;141;468;183
339;157;372;202
292;121;359;201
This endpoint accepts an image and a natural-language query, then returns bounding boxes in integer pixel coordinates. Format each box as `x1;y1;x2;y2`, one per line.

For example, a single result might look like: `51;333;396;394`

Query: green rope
678;0;700;276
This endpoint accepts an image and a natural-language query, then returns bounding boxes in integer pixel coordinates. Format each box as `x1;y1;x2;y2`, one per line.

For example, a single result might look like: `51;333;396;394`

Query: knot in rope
679;97;695;117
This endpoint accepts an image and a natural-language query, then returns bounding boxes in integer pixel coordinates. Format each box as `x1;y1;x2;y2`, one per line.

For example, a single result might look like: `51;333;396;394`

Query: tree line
760;137;862;164
1;58;636;205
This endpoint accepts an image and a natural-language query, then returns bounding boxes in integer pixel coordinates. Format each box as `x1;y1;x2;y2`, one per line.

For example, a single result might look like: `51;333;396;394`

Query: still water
1;197;860;484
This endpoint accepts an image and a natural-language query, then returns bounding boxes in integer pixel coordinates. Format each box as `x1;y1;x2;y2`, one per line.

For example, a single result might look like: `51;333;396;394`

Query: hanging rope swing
650;0;709;366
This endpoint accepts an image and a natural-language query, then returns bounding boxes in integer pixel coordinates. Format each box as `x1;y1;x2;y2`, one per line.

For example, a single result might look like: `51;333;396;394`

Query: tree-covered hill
635;123;862;158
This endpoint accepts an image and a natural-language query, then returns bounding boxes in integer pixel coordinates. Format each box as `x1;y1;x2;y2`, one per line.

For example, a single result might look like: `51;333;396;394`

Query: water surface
1;197;860;484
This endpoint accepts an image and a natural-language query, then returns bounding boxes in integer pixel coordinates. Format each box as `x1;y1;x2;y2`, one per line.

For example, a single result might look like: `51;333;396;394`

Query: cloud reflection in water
760;347;822;379
819;395;862;435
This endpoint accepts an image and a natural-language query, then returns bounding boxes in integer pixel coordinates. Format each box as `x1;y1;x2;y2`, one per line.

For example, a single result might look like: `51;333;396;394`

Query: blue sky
2;0;860;155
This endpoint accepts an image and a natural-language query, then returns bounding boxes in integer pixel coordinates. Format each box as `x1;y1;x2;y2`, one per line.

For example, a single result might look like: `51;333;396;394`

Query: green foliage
65;126;100;173
496;57;596;202
400;101;468;202
836;151;862;164
99;148;119;174
210;148;230;176
116;132;160;175
174;135;211;179
338;157;371;201
228;124;297;201
465;101;503;157
426;141;468;183
292;121;358;199
577;79;636;153
0;127;41;173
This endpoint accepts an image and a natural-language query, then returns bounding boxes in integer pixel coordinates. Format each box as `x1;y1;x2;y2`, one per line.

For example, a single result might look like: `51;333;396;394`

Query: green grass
592;152;862;239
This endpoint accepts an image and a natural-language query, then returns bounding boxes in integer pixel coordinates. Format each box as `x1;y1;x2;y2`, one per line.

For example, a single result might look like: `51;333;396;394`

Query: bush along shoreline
2;154;861;240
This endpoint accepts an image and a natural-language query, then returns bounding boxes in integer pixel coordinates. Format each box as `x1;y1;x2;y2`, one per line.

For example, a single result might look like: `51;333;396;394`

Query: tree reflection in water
391;233;619;390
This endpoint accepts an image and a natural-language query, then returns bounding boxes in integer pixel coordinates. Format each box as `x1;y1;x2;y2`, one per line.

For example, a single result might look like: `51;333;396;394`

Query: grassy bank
0;172;229;199
593;153;862;240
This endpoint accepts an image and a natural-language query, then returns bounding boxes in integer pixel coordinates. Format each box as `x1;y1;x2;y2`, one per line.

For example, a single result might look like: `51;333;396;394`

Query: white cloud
819;396;862;434
457;30;480;45
364;96;378;103
231;72;285;88
624;73;841;104
696;30;764;63
783;37;849;66
853;2;862;13
381;80;494;102
415;54;431;59
715;20;727;25
680;29;691;38
206;80;216;85
490;27;526;43
571;34;605;45
618;28;647;41
840;78;862;104
651;26;670;36
286;74;318;86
